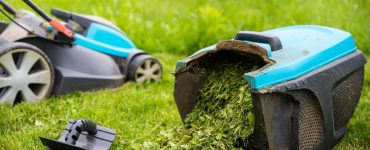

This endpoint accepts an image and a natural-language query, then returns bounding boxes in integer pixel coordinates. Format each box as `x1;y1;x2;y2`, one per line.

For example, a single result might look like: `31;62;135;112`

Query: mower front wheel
127;55;162;83
0;42;54;104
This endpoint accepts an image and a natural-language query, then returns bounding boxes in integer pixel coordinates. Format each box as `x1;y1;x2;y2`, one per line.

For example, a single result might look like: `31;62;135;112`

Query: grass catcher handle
0;1;16;15
22;0;74;38
65;120;98;145
235;31;283;51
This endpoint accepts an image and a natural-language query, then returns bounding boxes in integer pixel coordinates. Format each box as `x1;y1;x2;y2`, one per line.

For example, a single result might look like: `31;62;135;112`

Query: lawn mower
174;25;366;149
0;0;162;104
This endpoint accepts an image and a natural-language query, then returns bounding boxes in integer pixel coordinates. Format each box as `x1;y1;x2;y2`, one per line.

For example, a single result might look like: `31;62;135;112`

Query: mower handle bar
235;31;283;51
0;0;16;15
22;0;51;21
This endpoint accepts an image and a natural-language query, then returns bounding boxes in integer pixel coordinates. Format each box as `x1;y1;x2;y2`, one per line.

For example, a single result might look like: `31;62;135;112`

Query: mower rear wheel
0;43;54;104
127;55;162;83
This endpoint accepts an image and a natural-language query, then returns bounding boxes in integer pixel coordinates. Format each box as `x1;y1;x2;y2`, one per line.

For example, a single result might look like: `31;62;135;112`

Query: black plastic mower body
250;51;366;149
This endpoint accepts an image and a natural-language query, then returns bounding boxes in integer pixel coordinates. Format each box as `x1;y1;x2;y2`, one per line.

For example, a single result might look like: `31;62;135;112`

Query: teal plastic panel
176;25;357;90
244;25;356;89
85;23;136;49
74;23;137;57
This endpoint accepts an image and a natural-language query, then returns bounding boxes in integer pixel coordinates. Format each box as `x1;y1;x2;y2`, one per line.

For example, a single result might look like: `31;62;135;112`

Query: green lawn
0;0;370;149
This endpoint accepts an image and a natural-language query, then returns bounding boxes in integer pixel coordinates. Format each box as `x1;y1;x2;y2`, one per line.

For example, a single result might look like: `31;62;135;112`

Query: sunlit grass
0;0;369;149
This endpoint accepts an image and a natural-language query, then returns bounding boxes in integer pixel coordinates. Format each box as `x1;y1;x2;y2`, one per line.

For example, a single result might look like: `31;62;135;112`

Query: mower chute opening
174;41;269;120
163;43;267;149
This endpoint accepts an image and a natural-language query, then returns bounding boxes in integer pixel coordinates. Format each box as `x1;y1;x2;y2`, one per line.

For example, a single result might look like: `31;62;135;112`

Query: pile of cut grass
146;57;261;149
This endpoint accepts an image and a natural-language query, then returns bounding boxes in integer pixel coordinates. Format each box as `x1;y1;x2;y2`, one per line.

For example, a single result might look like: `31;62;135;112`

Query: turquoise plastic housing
74;23;136;58
176;25;357;90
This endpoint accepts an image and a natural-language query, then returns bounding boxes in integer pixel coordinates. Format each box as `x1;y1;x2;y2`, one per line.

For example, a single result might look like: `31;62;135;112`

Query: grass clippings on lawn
147;57;260;149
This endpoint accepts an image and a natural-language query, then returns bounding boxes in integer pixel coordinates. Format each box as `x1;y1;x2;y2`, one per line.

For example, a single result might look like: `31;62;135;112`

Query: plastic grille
332;69;363;131
291;91;324;150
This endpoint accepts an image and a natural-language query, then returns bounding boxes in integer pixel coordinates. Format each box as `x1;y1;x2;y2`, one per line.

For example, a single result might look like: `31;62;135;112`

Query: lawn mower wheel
0;42;54;104
127;54;162;83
